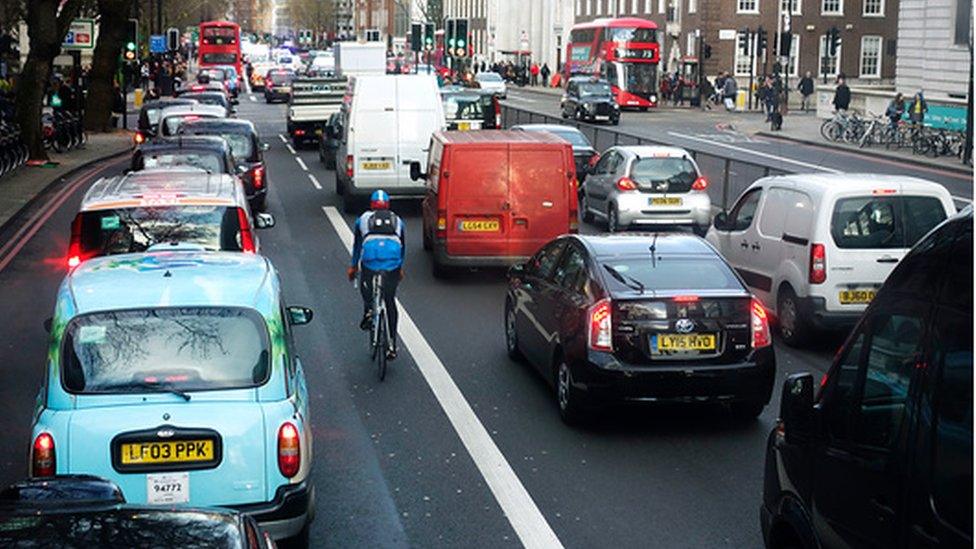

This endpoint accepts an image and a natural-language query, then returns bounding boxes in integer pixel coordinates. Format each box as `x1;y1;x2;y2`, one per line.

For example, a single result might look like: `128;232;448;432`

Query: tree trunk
84;0;128;133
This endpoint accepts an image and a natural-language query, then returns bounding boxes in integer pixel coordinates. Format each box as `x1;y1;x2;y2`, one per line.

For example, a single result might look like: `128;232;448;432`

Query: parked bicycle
0;119;27;177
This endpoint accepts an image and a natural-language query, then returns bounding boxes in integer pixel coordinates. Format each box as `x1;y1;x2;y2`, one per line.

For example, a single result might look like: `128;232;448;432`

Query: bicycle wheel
376;308;388;381
820;119;838;141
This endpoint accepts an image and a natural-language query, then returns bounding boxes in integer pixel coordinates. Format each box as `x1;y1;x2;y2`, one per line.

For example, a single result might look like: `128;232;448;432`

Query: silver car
581;146;711;235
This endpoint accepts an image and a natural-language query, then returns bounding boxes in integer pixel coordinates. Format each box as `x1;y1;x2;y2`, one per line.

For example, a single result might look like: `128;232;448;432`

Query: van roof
748;173;952;200
81;169;241;211
436;129;572;146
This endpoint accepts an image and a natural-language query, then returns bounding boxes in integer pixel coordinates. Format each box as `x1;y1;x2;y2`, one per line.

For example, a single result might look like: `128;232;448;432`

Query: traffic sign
149;35;166;54
63;19;95;50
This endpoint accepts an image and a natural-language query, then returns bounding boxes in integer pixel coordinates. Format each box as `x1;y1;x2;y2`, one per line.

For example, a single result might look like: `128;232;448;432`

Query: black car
440;87;501;130
131;135;238;176
181;91;236;117
179;118;270;211
511;123;597;182
0;475;274;548
319;111;342;170
505;233;775;424
561;77;620;125
137;98;198;139
761;207;973;549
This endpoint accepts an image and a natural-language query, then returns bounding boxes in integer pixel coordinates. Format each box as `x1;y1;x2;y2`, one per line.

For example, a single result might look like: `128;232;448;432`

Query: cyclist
347;190;405;359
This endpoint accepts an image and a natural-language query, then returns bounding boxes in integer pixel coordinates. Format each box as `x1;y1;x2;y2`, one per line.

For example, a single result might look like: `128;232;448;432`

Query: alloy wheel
557;363;572;411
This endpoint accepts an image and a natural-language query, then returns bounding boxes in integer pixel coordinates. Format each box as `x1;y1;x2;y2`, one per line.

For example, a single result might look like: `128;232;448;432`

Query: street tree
83;0;128;132
286;0;335;46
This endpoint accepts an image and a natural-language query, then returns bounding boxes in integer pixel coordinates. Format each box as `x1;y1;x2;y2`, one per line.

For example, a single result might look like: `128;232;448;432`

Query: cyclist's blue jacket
351;210;405;272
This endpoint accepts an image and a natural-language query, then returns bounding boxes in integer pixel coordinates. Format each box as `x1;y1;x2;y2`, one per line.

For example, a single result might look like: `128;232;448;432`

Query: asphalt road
0;94;849;548
502;88;974;210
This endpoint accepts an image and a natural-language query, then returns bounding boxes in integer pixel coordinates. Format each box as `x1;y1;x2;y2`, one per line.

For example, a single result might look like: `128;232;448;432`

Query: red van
411;130;579;277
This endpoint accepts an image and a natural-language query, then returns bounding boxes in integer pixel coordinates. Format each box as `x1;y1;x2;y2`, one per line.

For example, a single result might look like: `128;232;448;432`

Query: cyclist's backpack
368;210;399;237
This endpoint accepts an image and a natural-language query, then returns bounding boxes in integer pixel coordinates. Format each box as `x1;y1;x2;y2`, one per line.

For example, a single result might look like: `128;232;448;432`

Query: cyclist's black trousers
361;267;401;341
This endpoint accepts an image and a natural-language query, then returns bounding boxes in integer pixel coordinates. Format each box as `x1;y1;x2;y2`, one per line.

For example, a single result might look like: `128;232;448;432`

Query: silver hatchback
580;146;711;235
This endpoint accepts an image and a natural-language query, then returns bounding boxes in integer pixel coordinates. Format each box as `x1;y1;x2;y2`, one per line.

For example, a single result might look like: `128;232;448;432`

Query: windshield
163;115;213;135
0;510;243;546
62;307;270;394
601;256;742;291
608;27;657;43
831;195;947;249
202;26;237;45
202;52;237;65
579;82;611;96
145;107;161;125
477;73;502;82
141;152;223;173
621;62;657;96
279;56;293;64
630;157;698;185
547;129;591;148
443;96;484;120
76;206;244;256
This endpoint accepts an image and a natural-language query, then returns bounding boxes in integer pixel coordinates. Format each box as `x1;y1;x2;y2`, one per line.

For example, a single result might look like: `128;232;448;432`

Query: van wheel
556;361;587;425
432;256;450;279
777;286;810;347
335;176;345;195
422;225;432;251
730;399;765;420
607;205;620;233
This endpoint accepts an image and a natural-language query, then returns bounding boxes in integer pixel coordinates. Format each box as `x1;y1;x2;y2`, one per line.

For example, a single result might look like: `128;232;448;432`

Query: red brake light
751;299;772;349
67;214;83;269
32;433;55;477
615;177;638;191
809;243;826;284
691;176;708;191
294;129;306;136
253;165;265;189
493;98;501;128
436;209;447;239
588;298;613;352
236;207;256;253
672;295;699;302
277;422;300;478
346;155;354;178
134;131;146;145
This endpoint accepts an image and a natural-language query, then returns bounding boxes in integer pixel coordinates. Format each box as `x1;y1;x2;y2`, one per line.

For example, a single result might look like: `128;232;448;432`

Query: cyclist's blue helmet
370;190;390;210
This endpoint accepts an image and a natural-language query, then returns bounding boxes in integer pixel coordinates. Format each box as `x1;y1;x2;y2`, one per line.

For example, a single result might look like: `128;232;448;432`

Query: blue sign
149;35;166;54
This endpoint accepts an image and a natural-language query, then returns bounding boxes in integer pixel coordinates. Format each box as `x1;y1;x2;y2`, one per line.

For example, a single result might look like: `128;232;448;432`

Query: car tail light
691;176;708;191
493;97;501;128
277;422;300;478
266;80;274;89
588;298;613;352
809;243;826;284
436;209;447;239
294;129;306;136
32;433;55;477
346;155;354;178
252;165;265;189
751;299;771;349
134;131;146;145
67;214;83;268
673;295;699;303
236;208;256;253
615;177;638;191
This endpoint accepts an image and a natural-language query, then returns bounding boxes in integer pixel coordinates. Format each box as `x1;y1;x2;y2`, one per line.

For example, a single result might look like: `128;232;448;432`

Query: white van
706;174;956;346
336;74;446;212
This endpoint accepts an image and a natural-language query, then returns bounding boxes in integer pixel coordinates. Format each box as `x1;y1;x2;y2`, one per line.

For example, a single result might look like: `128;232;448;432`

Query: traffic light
455;19;468;57
738;29;751;56
124;18;138;61
411;23;422;51
167;27;180;51
757;27;768;53
423;23;435;51
702;42;712;59
445;18;456;56
827;27;841;56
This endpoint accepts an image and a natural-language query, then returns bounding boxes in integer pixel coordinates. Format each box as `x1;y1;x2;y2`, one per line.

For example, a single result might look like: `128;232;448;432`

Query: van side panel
508;145;571;257
395;77;445;192
445;146;510;257
349;86;398;191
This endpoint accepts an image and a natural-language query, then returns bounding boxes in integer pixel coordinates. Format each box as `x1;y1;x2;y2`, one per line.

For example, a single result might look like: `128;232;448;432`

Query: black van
761;207;972;549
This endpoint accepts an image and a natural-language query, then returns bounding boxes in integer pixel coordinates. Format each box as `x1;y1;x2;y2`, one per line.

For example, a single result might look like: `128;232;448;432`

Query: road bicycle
366;272;392;381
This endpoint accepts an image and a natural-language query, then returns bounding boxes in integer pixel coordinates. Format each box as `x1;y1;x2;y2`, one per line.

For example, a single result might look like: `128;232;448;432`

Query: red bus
564;17;660;108
198;21;243;80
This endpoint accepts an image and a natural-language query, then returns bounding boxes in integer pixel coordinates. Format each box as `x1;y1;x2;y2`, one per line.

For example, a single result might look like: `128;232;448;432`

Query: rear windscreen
443;96;484;120
601;256;742;291
831;195;947;249
140;152;223;173
77;207;243;256
268;72;293;84
630;157;697;186
548;130;591;148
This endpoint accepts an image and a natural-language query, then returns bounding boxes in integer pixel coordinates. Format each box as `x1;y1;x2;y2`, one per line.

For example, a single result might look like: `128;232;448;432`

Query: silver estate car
580;146;712;235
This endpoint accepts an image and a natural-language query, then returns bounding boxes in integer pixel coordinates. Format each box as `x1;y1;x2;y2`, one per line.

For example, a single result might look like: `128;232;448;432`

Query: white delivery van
706;173;956;346
336;74;446;212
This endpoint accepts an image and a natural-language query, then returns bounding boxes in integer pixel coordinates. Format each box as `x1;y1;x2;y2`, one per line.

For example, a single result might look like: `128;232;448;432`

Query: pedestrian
700;77;714;110
886;93;905;130
832;75;851;112
722;75;738;111
111;80;125;128
769;87;782;130
530;62;540;86
674;75;685;106
659;77;671;103
540;63;550;88
908;91;927;126
713;71;726;106
797;71;814;112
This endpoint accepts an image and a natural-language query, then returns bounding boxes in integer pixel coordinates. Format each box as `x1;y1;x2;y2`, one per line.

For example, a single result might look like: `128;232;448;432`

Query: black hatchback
761;207;973;549
179;118;270;211
504;233;775;424
561;77;620;125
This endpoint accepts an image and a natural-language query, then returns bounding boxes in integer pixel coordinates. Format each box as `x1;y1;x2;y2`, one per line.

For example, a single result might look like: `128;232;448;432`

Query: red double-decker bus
198;21;242;79
564;17;660;109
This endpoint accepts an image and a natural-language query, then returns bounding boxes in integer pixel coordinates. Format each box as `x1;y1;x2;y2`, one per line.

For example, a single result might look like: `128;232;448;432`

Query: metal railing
502;105;793;211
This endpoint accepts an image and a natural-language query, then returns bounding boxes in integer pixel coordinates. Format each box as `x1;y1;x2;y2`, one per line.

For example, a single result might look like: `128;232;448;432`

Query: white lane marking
321;206;563;549
249;95;256;102
278;134;287;143
505;94;539;105
296;157;308;171
667;131;843;174
308;173;322;189
286;143;297;155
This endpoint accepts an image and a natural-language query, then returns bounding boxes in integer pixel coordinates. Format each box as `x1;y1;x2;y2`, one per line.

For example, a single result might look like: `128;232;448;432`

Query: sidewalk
0;131;133;230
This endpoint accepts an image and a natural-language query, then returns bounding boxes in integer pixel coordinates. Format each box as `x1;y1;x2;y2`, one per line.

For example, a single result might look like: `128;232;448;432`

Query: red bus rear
199;21;242;79
564;17;660;109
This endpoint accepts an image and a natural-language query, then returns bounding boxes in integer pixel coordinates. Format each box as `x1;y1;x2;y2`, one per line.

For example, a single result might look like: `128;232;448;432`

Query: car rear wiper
602;264;645;294
109;380;192;401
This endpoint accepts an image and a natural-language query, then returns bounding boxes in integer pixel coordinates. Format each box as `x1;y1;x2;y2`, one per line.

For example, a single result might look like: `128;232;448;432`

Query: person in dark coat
797;71;815;112
908;91;928;126
886;93;905;130
832;76;851;112
540;63;550;87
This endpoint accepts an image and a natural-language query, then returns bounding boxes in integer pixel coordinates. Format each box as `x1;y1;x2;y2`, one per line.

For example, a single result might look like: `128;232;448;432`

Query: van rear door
351;84;398;190
395;78;444;190
508;144;572;258
445;145;510;257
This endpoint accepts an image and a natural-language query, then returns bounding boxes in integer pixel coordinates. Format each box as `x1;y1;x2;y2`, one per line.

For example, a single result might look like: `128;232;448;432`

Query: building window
587;0;592;15
781;0;801;14
659;0;666;14
688;0;697;13
735;32;755;76
859;36;881;78
786;33;799;76
577;0;582;15
819;34;841;76
863;0;883;15
595;0;601;14
631;0;639;13
645;0;652;13
821;0;842;15
956;0;972;45
738;0;759;13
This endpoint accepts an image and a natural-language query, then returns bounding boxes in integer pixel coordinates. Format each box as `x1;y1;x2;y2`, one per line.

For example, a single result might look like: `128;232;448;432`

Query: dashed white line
286;143;297;155
278;134;287;143
308;173;321;189
320;205;563;549
296;157;308;171
667;131;843;174
249;95;256;102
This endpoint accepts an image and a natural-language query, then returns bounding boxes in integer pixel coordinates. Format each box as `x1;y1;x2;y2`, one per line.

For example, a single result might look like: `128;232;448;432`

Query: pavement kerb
0;145;132;236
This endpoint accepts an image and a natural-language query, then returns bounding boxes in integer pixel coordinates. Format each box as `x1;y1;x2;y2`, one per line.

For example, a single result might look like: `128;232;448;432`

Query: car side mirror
287;306;314;326
780;373;815;445
409;161;426;182
43;317;53;334
254;212;275;229
236;164;248;175
508;262;526;278
713;211;729;231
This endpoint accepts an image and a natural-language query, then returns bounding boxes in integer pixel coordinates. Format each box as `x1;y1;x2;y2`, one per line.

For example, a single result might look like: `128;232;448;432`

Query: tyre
376;309;388;381
335;175;345;195
422;224;432;251
611;116;620;126
325;154;336;171
819;119;838;141
556;361;587;425
776;286;810;347
432;256;450;279
730;399;765;420
580;190;594;223
606;205;621;233
504;301;524;361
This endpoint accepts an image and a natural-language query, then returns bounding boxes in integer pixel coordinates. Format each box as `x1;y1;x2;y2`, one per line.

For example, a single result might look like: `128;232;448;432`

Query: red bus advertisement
564;17;660;108
198;21;243;79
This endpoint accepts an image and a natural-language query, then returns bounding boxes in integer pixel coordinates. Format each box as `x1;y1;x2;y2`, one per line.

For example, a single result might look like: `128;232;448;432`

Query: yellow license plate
120;440;214;465
650;197;682;206
655;333;717;351
458;121;471;131
361;161;391;170
839;289;876;304
315;128;323;136
459;219;500;232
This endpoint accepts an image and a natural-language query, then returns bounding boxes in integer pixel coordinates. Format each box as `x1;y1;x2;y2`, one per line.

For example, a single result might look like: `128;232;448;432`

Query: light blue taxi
30;248;315;544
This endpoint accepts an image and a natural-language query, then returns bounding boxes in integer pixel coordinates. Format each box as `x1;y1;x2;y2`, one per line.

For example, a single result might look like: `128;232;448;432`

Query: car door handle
740;240;749;249
876;257;899;263
751;242;761;251
911;524;939;545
